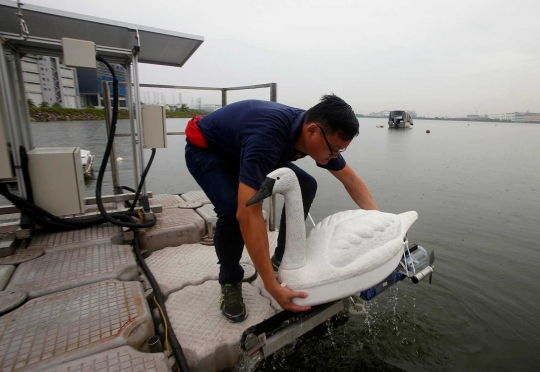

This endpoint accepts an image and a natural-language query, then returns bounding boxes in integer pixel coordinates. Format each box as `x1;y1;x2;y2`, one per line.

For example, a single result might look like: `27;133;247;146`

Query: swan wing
324;211;412;269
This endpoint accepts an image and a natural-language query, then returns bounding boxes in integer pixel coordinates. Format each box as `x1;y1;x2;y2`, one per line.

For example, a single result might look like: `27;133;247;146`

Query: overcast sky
26;0;540;117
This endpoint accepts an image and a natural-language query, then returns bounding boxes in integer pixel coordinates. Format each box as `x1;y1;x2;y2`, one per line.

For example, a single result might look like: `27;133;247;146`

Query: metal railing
103;81;278;231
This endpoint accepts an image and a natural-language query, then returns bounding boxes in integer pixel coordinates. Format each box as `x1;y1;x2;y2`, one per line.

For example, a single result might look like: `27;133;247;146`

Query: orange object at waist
185;116;208;148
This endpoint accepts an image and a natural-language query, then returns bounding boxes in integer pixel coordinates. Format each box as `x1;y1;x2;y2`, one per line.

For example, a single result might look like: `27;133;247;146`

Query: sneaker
220;283;247;323
271;255;281;273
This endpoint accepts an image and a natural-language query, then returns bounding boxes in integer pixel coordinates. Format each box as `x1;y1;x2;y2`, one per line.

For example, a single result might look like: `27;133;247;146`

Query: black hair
304;94;359;140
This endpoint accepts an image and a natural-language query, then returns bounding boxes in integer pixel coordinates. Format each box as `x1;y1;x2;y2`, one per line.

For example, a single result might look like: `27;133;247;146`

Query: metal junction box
27;147;85;216
61;38;97;69
142;105;167;148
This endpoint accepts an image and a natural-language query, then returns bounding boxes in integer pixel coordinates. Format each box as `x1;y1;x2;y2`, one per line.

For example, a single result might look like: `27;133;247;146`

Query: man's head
299;94;359;165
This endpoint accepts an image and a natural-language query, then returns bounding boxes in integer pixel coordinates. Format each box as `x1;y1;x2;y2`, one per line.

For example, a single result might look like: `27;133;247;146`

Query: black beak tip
245;177;276;207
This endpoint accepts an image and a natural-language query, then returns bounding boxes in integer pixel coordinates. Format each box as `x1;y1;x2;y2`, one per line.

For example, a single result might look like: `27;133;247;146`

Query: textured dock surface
0;280;153;371
0;246;44;265
0;265;15;290
137;208;206;252
166;281;275;372
0;191;282;372
29;223;123;252
146;244;256;297
6;245;138;299
40;346;171;372
180;190;211;205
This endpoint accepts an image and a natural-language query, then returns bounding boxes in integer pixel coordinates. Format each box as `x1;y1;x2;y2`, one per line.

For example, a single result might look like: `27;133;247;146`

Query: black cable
95;57;189;371
0;183;107;230
129;148;156;212
94;56;155;229
133;232;190;372
19;146;34;204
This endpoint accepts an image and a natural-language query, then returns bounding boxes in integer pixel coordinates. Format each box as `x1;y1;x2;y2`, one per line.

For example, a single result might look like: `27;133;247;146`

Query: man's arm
237;182;311;312
329;164;378;210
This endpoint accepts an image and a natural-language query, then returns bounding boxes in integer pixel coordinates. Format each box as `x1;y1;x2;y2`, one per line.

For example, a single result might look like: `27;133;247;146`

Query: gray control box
27;147;85;216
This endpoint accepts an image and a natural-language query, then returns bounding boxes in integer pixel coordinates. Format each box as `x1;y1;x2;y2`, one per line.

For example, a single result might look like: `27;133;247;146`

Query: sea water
5;117;538;371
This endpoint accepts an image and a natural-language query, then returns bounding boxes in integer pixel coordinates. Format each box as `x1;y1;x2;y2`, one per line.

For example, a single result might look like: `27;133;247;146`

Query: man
185;94;377;322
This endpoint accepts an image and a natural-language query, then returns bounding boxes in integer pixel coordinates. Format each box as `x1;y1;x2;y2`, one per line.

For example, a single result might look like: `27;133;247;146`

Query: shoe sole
224;310;248;323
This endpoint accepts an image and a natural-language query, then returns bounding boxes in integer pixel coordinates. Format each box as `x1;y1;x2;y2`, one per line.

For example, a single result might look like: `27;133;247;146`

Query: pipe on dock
148;335;164;353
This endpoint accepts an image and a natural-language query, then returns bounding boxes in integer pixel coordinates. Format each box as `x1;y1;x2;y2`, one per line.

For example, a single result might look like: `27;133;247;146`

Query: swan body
247;167;418;306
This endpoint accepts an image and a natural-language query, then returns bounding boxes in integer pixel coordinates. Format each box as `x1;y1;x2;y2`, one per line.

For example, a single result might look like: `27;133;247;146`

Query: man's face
306;123;352;165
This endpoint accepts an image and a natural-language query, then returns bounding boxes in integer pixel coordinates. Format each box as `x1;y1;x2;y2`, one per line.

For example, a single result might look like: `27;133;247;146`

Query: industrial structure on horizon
467;112;540;122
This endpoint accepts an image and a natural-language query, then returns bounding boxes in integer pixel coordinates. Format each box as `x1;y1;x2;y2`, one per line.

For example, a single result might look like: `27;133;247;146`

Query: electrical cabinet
27;147;85;216
142;105;167;148
61;38;97;69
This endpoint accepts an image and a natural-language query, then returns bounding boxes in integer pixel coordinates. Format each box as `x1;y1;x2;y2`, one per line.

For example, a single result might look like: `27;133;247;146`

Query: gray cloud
27;0;540;117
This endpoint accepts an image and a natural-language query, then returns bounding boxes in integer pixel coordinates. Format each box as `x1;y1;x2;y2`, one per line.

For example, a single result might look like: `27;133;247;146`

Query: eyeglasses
315;123;347;156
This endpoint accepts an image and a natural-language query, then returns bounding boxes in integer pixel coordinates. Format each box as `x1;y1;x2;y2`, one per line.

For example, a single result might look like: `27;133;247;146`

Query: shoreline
356;116;539;124
29;107;208;122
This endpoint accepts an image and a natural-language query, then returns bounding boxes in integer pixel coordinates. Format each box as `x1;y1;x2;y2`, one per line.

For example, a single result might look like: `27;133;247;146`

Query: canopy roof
0;0;204;66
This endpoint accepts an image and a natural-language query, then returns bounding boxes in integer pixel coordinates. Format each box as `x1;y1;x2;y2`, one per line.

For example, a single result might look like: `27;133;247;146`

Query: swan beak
246;177;275;206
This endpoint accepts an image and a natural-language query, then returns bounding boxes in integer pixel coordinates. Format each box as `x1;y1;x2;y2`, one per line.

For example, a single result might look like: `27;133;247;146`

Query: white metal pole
132;39;146;196
12;52;33;151
125;63;140;189
0;42;26;197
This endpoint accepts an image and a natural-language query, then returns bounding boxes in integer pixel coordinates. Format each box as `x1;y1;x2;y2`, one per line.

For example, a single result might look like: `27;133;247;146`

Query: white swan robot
247;167;419;306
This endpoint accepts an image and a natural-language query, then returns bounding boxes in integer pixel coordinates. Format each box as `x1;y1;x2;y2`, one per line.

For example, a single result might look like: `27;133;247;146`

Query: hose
133;232;190;372
128;148;156;212
96;56;189;371
93;56;155;229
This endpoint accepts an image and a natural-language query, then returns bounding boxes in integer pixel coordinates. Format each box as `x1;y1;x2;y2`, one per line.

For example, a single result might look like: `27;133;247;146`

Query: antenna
476;102;481;115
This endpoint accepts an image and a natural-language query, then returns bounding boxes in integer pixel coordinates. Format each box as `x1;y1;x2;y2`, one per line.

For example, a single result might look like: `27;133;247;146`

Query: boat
80;149;94;176
388;110;414;128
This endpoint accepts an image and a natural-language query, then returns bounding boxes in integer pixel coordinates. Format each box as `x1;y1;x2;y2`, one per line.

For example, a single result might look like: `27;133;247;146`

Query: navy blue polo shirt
195;100;346;190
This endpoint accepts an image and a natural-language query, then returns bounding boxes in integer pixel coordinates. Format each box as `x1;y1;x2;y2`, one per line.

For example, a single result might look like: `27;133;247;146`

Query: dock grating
180;190;211;205
0;265;15;291
146;244;256;297
149;194;183;209
0;247;44;265
6;245;138;299
40;346;171;372
166;281;275;372
29;223;123;252
0;280;153;371
137;208;205;252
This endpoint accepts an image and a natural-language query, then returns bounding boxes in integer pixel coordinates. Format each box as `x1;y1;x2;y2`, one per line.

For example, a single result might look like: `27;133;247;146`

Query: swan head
246;168;298;206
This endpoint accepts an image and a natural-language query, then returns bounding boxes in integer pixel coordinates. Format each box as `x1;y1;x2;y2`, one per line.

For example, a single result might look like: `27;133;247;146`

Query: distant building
196;98;202;110
524;115;540;122
487;112;540;122
466;114;488;120
488;113;516;121
368;110;390;118
21;55;80;108
77;61;127;108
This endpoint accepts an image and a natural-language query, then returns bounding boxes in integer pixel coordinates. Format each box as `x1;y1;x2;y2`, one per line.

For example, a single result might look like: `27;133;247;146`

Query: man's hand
265;282;311;312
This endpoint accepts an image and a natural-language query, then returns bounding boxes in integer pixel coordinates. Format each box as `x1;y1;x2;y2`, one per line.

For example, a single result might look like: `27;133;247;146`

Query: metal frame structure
0;0;278;229
0;0;204;202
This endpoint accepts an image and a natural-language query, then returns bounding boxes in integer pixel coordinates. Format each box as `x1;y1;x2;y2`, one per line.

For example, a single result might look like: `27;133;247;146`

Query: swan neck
281;184;307;270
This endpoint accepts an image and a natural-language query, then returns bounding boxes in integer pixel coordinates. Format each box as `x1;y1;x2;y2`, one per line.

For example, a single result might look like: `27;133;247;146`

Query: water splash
234;348;263;372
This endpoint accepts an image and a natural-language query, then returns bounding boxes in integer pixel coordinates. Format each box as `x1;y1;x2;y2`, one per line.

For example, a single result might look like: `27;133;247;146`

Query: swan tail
399;211;418;236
